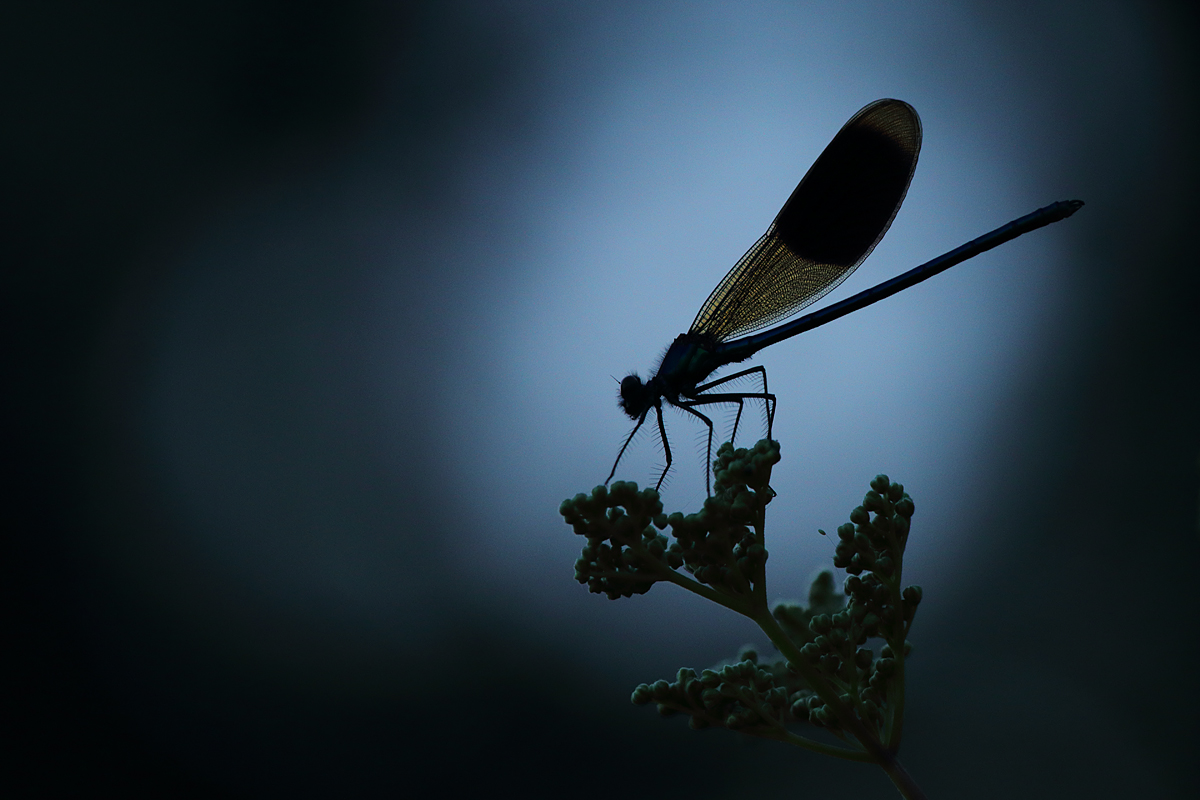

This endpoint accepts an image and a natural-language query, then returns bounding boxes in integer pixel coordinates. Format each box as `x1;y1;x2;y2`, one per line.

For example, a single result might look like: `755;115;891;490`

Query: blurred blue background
5;1;1197;797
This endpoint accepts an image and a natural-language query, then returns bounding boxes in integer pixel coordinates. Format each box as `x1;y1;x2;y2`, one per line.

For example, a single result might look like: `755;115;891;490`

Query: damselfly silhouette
608;99;1082;493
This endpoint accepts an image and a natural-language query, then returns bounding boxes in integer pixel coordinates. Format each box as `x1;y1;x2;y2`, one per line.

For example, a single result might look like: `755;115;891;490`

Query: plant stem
881;757;929;800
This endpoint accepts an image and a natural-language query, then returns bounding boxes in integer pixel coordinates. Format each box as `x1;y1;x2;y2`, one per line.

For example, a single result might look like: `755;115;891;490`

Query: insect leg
694;366;775;441
685;391;777;447
607;410;648;485
653;403;675;493
677;404;716;495
694;365;769;394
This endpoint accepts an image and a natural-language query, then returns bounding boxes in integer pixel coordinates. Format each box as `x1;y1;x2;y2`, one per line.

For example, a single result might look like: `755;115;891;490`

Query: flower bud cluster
663;441;779;596
831;474;913;576
568;452;926;751
631;474;924;739
631;648;813;736
775;475;922;732
559;481;669;599
829;475;922;636
560;440;780;601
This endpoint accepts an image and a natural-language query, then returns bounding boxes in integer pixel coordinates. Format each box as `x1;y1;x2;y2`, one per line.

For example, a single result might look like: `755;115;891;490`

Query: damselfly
608;99;1082;493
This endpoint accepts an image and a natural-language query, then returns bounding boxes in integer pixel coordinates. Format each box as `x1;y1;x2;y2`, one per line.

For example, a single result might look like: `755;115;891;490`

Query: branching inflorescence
560;440;929;799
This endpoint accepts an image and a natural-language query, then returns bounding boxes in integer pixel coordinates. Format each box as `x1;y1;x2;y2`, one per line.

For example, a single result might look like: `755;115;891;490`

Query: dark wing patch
690;99;921;341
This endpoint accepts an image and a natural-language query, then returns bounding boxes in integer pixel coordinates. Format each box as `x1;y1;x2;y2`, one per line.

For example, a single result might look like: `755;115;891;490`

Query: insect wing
690;99;922;341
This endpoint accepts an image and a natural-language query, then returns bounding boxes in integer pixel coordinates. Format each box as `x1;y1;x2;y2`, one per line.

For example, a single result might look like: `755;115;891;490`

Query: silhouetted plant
561;440;928;799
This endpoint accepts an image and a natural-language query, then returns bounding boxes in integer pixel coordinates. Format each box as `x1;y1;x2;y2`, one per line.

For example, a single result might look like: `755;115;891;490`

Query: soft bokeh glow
9;1;1196;796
